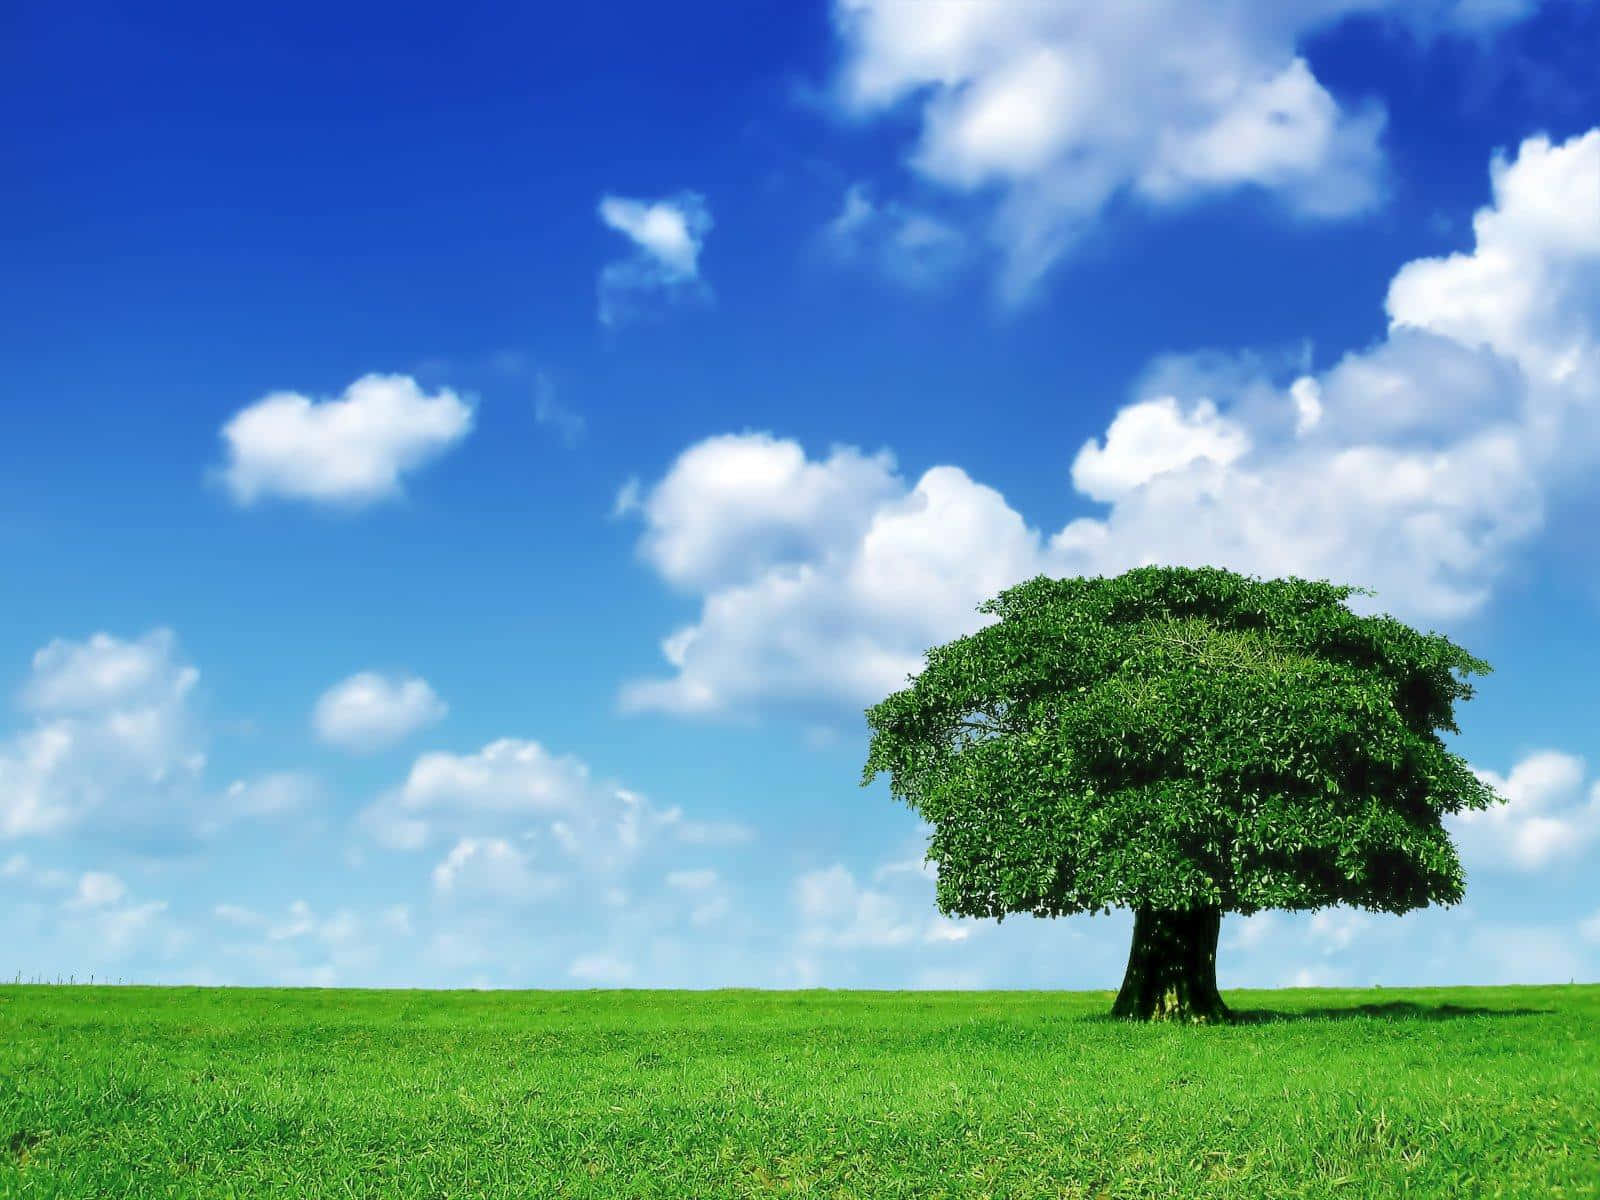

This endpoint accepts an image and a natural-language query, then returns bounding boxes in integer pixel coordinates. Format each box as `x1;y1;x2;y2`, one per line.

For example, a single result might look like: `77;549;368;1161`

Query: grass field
2;983;1596;1198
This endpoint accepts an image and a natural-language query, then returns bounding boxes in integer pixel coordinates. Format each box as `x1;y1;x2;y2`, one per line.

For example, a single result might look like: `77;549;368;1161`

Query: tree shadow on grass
1076;1001;1552;1026
1225;1001;1552;1024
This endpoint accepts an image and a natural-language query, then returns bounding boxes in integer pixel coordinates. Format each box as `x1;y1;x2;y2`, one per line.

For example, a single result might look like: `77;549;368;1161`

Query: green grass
2;983;1596;1198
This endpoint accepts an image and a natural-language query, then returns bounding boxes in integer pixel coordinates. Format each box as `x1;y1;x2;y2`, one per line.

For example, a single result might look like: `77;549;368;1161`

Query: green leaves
861;564;1507;923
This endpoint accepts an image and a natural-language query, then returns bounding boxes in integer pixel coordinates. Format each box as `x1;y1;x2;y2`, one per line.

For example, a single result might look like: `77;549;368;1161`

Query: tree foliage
861;565;1506;925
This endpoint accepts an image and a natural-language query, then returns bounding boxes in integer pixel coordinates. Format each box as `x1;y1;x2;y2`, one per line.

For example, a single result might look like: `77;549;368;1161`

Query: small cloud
610;477;642;520
1286;964;1354;988
533;371;584;448
924;916;971;943
201;772;320;837
596;191;713;326
212;374;474;509
823;182;969;290
313;672;447;754
67;871;126;910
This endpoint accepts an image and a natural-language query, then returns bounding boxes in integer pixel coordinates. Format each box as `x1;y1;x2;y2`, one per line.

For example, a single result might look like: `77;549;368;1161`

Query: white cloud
597;192;713;326
1386;129;1600;401
1070;396;1252;503
924;917;972;944
40;871;183;962
794;862;976;950
827;0;1546;302
358;737;757;939
21;630;195;714
68;871;127;910
313;672;447;754
1;630;206;838
616;129;1600;720
1307;907;1375;953
361;738;653;858
1286;963;1355;988
200;772;321;838
213;373;474;508
1449;752;1600;873
431;836;561;904
569;953;633;984
823;182;969;289
1224;910;1279;951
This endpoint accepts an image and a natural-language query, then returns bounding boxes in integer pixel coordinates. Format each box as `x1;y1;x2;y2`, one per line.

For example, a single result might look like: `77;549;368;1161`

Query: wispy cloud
596;192;713;326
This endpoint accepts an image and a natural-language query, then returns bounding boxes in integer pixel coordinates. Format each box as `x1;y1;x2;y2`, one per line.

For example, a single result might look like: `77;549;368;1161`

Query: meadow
1;982;1596;1198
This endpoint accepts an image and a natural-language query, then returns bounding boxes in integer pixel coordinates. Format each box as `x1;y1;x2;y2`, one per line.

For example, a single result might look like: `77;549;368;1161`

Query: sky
2;0;1599;992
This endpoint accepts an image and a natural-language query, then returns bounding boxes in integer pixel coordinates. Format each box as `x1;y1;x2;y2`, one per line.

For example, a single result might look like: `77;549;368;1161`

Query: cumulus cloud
826;0;1548;302
432;836;561;904
1;629;206;838
312;672;447;754
1449;752;1600;872
823;182;970;289
213;374;474;508
358;737;757;930
0;629;325;847
21;630;195;714
596;192;713;326
615;129;1600;723
794;862;979;950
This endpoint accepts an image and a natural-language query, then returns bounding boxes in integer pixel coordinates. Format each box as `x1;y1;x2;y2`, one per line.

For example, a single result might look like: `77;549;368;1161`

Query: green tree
860;565;1507;1023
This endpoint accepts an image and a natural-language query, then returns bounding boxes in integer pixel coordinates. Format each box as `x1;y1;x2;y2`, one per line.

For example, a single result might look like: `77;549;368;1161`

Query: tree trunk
1111;906;1231;1023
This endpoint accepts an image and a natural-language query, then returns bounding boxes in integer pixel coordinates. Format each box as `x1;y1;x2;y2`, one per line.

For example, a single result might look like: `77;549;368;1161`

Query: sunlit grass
2;982;1596;1197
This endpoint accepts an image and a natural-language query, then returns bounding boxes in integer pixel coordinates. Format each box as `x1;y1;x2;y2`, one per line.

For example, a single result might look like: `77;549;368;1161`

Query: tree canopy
860;565;1507;1020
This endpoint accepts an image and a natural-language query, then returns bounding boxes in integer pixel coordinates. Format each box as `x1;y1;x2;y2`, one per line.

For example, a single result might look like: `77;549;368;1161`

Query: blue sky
3;0;1599;990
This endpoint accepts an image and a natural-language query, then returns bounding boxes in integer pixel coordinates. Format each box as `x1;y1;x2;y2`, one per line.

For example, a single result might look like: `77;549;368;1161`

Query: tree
860;565;1507;1023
